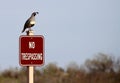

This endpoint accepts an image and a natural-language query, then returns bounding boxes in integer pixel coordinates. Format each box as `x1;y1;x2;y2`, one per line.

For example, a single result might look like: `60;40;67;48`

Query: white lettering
29;42;35;49
22;53;43;60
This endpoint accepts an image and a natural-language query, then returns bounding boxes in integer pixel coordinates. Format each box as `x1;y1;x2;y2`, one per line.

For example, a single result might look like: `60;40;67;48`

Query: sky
0;0;120;70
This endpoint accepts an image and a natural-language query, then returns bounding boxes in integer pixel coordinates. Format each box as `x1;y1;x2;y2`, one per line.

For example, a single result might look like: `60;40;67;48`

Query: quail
22;12;39;33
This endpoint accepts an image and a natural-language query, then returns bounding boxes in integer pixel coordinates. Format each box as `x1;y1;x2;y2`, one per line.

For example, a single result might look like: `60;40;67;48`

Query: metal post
27;66;34;83
27;30;34;83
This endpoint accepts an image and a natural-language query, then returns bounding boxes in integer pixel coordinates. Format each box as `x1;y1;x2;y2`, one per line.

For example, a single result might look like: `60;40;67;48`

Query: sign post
27;30;34;83
19;30;44;83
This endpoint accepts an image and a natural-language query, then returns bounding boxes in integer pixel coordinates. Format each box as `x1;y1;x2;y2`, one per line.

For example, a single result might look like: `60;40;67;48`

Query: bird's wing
22;19;30;33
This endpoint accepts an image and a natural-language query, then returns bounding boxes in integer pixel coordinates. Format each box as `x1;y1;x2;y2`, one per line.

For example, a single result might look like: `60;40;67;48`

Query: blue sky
0;0;120;70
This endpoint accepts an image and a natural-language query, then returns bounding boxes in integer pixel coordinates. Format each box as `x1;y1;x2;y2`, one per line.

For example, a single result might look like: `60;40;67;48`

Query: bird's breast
30;21;35;25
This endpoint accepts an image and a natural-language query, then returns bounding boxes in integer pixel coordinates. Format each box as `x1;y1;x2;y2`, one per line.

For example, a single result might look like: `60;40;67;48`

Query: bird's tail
21;27;25;33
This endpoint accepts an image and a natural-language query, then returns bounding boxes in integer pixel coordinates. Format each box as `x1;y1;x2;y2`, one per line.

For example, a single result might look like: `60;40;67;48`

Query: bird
22;12;39;33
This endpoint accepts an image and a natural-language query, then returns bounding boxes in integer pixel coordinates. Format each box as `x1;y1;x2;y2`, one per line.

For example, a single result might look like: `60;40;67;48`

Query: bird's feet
26;28;34;35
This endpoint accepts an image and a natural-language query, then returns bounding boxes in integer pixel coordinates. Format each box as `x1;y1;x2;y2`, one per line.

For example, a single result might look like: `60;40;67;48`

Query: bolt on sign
19;35;44;66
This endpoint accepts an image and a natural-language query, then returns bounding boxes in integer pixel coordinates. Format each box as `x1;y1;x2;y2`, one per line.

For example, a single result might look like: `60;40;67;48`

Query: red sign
19;35;44;66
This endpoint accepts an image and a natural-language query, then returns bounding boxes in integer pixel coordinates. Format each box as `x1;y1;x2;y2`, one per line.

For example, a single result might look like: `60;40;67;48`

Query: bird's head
32;12;39;16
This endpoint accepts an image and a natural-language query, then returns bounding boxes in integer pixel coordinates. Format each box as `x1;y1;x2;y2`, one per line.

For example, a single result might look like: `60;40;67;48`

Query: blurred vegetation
0;53;120;83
